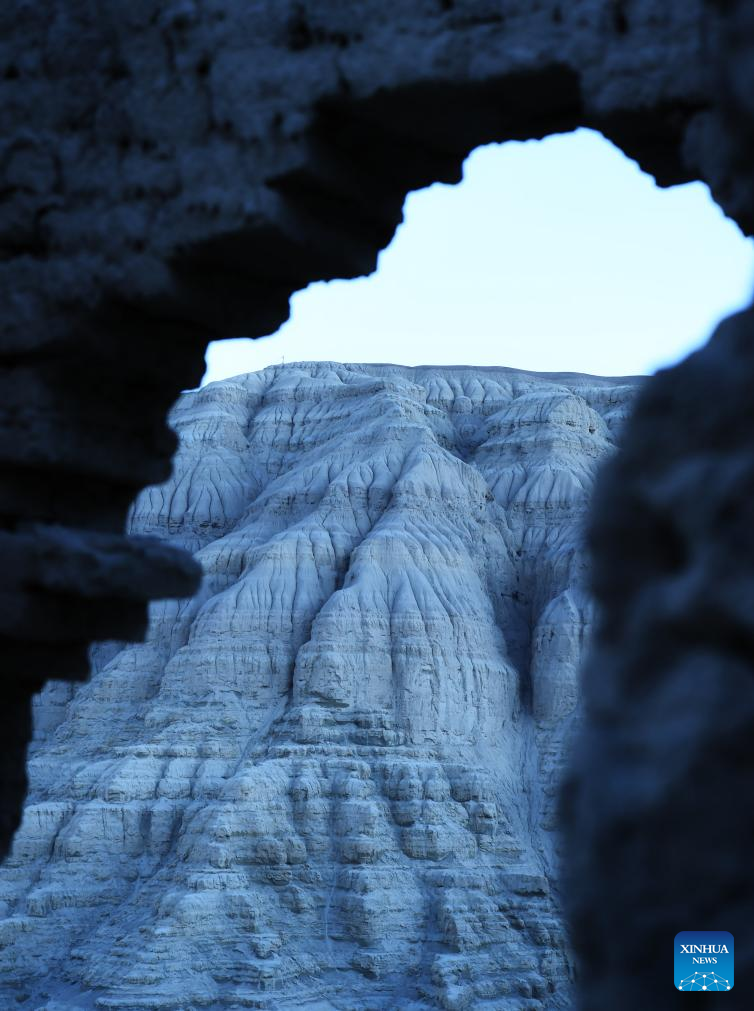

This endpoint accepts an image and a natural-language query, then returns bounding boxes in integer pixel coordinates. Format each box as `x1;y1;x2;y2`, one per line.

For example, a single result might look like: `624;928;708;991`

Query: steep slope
0;363;638;1011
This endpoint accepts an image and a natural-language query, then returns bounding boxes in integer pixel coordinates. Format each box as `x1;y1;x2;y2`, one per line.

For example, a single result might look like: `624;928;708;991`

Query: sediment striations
0;363;637;1011
0;0;734;862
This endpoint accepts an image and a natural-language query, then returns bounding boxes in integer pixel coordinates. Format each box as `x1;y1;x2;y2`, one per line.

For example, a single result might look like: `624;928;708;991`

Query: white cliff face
0;363;638;1011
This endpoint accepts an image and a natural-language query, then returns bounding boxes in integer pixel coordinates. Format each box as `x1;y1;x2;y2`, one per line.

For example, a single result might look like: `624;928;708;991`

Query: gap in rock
202;128;754;386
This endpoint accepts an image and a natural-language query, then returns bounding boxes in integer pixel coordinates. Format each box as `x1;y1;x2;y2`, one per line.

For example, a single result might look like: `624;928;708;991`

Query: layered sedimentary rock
0;0;744;864
0;363;636;1010
3;3;754;1008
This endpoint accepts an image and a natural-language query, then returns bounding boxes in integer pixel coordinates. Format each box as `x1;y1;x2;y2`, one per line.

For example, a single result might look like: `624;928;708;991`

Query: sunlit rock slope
0;363;638;1011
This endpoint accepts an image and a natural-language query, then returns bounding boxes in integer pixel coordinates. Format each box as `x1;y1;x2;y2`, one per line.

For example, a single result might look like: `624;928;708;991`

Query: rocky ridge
0;363;638;1010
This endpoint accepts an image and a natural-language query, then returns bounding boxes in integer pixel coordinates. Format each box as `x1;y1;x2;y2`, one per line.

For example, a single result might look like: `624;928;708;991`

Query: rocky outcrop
4;4;754;1009
0;363;637;1010
0;0;748;864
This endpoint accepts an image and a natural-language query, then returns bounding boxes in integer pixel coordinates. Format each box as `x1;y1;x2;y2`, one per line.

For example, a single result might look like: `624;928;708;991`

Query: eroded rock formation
0;0;748;864
0;363;637;1010
5;3;754;1009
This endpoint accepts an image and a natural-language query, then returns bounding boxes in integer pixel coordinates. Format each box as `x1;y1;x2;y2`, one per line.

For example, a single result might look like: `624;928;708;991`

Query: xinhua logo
675;931;734;991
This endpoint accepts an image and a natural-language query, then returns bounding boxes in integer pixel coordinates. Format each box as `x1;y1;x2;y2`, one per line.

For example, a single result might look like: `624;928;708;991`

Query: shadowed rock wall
2;1;754;1008
563;308;754;1008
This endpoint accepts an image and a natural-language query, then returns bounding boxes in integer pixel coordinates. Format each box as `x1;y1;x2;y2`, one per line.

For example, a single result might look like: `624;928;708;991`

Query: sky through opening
202;128;754;385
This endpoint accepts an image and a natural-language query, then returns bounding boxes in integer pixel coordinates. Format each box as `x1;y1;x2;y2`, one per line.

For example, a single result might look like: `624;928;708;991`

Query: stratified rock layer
0;363;637;1011
0;0;742;863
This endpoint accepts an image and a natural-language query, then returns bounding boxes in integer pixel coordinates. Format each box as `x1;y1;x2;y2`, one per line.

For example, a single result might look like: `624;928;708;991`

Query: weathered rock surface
0;363;637;1010
3;4;754;1009
0;0;747;864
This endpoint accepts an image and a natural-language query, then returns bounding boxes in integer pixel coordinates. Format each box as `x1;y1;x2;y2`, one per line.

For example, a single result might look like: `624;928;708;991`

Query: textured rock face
3;4;754;1009
0;0;749;864
0;363;637;1010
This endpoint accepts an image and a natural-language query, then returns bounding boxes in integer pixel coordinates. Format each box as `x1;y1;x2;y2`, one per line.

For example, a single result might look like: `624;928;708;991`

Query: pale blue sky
202;128;754;384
